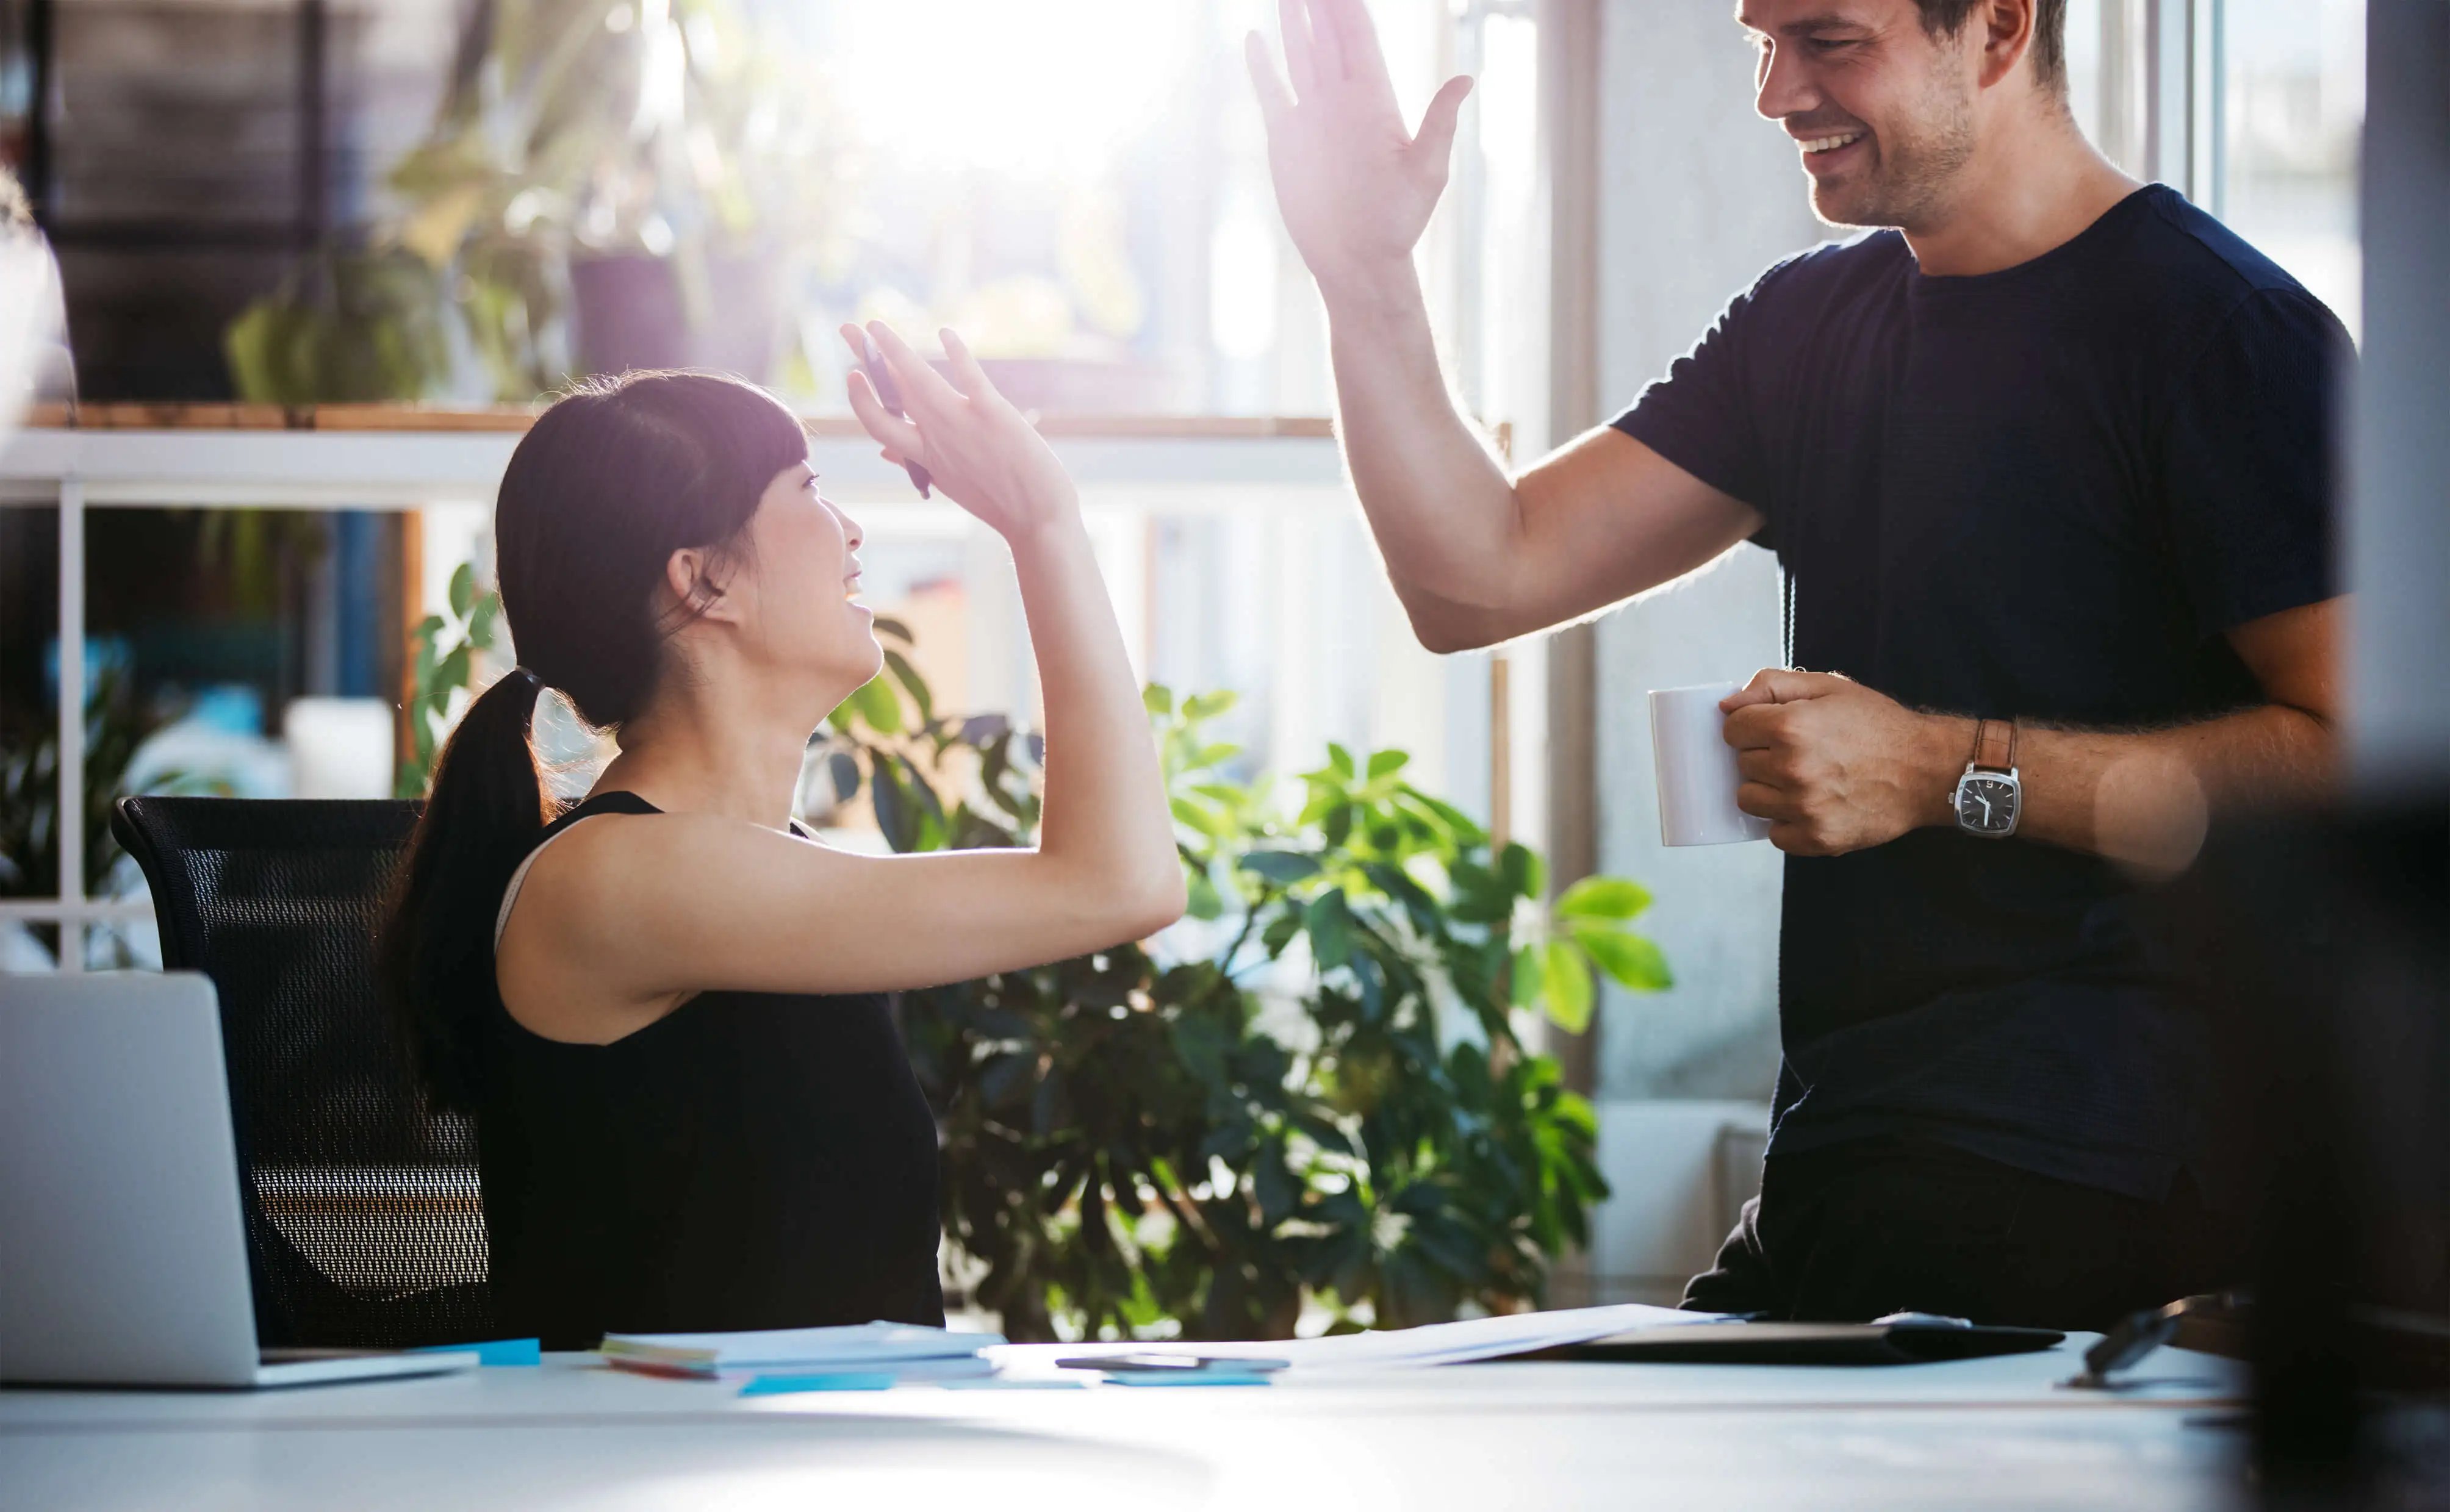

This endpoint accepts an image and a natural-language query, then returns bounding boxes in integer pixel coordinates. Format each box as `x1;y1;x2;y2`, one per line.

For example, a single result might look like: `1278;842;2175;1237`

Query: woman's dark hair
379;370;808;1108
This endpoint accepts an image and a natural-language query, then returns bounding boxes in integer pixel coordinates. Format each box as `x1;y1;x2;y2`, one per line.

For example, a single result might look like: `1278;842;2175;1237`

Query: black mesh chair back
112;795;491;1348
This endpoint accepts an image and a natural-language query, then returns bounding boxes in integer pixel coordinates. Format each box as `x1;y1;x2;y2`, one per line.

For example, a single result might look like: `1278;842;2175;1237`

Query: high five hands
1245;0;1475;299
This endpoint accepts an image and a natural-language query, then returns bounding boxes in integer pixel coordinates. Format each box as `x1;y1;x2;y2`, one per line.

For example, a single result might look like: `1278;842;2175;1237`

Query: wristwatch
1953;718;2022;839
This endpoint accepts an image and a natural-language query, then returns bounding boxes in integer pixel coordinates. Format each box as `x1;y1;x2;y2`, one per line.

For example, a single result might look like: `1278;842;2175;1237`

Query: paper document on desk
990;1303;1721;1375
601;1322;1005;1378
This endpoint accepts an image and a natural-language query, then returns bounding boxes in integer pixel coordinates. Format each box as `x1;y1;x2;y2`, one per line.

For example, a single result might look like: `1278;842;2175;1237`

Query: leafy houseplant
397;562;502;800
223;245;458;406
822;622;1672;1342
225;0;847;405
0;660;228;966
0;660;171;901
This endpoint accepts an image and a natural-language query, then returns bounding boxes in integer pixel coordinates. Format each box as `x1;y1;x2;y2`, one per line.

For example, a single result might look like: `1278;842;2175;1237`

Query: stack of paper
988;1302;1723;1377
600;1322;1007;1388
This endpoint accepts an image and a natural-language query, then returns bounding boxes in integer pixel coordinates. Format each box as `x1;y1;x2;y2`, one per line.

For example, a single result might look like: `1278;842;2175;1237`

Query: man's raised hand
1246;0;1473;301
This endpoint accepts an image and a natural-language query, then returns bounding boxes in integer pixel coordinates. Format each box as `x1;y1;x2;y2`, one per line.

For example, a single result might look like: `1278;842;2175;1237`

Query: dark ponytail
379;370;809;1109
379;667;549;1107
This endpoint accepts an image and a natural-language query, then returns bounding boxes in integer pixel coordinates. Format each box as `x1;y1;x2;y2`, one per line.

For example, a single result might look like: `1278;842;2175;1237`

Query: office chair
112;795;492;1349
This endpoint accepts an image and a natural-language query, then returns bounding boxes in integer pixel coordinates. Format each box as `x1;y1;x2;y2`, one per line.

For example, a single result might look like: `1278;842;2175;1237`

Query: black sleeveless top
478;790;945;1349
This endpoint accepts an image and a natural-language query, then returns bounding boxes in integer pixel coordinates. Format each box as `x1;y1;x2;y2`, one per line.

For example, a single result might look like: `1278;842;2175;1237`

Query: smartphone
860;332;933;498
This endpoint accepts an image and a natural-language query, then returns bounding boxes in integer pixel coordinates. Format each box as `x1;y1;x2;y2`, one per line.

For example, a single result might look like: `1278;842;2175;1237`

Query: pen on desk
860;332;934;498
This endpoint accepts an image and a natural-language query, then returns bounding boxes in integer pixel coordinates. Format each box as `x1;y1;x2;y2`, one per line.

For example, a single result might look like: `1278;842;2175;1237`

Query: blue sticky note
1103;1371;1273;1388
739;1372;898;1396
414;1338;542;1367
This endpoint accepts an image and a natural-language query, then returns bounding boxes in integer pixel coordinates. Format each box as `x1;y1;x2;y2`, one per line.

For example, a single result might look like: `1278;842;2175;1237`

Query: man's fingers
1245;30;1295;123
1300;0;1346;81
1410;74;1473;172
1721;703;1784;749
1722;666;1844;712
1318;0;1396;99
1736;783;1799;822
1766;820;1827;856
1277;0;1317;99
1735;748;1787;784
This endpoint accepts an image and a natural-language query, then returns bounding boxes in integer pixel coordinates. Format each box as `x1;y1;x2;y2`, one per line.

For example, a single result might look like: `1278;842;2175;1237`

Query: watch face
1956;775;2019;836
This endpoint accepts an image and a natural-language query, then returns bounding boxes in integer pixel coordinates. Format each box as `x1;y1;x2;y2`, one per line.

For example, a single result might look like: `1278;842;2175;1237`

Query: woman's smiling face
727;459;883;691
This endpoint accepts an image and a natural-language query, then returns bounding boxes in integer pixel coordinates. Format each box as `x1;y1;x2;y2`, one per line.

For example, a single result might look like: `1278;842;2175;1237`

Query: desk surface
2;1338;2251;1511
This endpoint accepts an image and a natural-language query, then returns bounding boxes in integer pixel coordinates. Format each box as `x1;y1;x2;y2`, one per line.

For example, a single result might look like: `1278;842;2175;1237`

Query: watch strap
1973;718;2016;773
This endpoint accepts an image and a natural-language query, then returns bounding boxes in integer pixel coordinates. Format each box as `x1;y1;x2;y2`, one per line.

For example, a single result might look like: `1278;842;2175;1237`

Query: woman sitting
379;324;1184;1349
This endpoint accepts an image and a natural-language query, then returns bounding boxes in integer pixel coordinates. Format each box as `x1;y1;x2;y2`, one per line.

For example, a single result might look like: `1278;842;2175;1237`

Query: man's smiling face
1739;0;1981;231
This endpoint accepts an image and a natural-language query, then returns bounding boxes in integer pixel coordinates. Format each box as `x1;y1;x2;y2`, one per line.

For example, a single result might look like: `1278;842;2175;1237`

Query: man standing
1248;0;2348;1327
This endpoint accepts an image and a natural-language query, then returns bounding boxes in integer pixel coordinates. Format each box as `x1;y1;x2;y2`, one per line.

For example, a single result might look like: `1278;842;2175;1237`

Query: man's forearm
1906;705;2337;869
1320;261;1523;640
1725;654;2340;867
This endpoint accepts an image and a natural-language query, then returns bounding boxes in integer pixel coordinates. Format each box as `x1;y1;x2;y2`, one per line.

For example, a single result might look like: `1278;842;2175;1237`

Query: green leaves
1238;850;1322;885
395;575;505;800
1304;889;1357;970
1557;876;1653;922
833;630;1651;1344
882;649;934;727
1499;842;1546;901
223;244;454;405
1494;878;1670;1030
1551;880;1670;995
1570;924;1673;992
1539;941;1595;1034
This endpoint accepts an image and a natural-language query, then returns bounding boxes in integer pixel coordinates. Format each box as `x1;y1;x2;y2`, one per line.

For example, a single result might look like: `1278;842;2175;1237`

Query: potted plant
819;622;1670;1341
227;0;846;404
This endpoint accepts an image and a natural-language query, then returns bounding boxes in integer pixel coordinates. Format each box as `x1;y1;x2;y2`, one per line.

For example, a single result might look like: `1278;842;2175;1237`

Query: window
2218;0;2364;336
774;0;1544;833
2065;0;2365;339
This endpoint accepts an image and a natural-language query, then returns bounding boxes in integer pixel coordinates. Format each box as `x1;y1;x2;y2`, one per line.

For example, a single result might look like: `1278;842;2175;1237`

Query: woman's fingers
936;328;1000;406
841;362;924;459
864;320;968;418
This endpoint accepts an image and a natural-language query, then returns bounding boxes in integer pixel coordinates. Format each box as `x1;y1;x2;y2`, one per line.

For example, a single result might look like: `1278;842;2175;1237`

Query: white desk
1;1339;2251;1511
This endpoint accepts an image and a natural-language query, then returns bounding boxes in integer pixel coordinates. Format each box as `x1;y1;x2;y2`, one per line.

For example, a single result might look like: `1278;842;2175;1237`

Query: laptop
0;972;480;1388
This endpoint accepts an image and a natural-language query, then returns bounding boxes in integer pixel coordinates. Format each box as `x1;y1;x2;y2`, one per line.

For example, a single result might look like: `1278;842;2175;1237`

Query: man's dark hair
1914;0;2067;92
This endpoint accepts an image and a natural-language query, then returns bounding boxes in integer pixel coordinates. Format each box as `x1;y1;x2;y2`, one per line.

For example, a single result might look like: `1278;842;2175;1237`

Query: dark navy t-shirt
1613;185;2347;1200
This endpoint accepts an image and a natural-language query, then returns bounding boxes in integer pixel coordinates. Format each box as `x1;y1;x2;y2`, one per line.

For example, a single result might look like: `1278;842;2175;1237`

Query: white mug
1649;683;1773;847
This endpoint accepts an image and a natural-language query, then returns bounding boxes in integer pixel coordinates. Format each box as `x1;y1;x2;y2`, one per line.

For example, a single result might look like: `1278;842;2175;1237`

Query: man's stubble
1811;63;1978;234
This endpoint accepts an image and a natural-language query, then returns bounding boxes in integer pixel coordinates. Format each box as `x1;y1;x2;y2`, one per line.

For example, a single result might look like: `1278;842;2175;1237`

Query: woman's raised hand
839;321;1079;541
